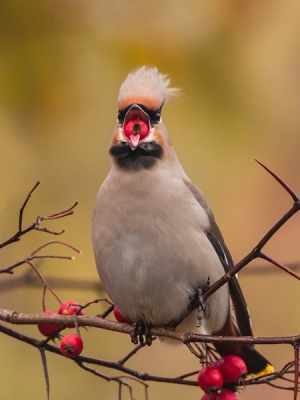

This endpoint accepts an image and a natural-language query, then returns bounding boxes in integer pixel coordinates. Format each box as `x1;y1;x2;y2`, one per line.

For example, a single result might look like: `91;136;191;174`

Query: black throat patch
109;142;163;171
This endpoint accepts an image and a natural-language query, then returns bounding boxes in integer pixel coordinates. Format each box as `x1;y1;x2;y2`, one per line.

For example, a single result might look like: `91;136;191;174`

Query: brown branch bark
1;309;300;346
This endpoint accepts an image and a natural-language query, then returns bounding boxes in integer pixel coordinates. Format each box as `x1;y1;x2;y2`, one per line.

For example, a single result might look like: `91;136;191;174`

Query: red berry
60;334;83;359
38;311;61;336
197;366;223;393
113;306;134;324
218;389;239;399
123;119;149;141
215;355;247;383
58;301;84;328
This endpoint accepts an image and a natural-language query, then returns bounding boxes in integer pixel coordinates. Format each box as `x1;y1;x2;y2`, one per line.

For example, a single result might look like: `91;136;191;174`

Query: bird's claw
196;277;210;327
130;321;153;346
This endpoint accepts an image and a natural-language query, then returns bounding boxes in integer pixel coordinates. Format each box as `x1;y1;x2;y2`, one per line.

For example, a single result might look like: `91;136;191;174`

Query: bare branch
255;160;300;202
294;345;299;400
0;240;81;275
202;164;300;303
19;181;41;232
39;347;50;400
2;309;300;348
259;252;300;280
0;180;78;249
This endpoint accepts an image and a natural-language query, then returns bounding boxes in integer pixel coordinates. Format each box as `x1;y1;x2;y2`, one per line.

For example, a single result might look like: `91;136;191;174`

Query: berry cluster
38;300;84;359
197;355;247;400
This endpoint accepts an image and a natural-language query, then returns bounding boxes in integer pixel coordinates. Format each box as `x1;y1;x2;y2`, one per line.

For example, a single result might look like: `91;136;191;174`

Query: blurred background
0;0;300;399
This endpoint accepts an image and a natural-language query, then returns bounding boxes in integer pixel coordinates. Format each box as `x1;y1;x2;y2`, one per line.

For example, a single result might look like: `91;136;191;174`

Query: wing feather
184;179;253;336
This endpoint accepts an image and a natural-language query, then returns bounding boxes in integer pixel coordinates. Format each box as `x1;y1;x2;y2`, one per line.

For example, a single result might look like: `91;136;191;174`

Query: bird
92;65;274;377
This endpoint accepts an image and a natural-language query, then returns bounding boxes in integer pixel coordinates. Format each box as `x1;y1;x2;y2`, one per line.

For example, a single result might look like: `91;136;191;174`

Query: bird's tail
213;313;274;377
214;341;274;377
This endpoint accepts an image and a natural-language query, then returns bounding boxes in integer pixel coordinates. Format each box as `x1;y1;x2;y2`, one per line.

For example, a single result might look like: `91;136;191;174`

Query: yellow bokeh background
0;1;300;399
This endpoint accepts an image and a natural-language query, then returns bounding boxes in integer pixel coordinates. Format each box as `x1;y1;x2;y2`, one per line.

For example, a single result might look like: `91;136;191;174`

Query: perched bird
92;66;273;376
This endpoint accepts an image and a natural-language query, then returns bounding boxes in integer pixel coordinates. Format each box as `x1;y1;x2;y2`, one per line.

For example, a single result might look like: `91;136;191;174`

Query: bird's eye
117;111;125;124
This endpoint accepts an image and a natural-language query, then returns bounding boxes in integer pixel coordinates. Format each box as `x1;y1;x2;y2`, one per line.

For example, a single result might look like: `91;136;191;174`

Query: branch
259;252;300;280
1;309;300;346
0;181;78;249
202;161;300;302
0;322;197;389
0;240;81;275
0;320;298;395
75;360;149;400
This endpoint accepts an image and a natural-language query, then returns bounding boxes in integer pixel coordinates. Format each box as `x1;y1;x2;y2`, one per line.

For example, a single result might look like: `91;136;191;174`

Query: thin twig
39;347;50;400
294;345;299;400
26;261;61;304
99;304;114;319
0;240;81;275
201;163;300;303
255;160;300;202
0;181;78;249
260;252;300;280
118;342;149;365
19;181;41;232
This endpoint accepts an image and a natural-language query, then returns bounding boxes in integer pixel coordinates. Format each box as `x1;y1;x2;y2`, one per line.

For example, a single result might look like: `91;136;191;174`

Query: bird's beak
122;104;151;150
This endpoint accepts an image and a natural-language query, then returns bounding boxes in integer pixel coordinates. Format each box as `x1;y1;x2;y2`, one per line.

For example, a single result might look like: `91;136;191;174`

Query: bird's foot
130;321;153;346
196;277;210;327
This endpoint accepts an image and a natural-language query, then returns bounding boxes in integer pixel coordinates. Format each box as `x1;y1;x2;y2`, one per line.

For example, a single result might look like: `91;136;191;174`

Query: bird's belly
96;224;227;329
92;174;229;331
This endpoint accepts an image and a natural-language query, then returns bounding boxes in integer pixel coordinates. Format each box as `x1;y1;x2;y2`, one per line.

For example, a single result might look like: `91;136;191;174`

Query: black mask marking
118;103;163;127
109;142;163;171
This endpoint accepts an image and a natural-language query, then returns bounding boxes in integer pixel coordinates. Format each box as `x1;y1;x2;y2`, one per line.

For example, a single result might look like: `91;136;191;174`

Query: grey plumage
92;76;229;335
92;66;273;375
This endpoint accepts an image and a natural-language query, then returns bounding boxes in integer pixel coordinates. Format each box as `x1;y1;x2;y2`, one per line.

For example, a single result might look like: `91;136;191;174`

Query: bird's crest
118;66;180;110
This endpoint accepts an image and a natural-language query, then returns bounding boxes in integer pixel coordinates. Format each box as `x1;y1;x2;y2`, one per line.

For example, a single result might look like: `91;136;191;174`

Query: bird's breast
92;168;227;327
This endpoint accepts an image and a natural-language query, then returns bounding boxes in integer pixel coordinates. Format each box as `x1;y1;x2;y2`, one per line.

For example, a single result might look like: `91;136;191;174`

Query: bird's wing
183;179;253;337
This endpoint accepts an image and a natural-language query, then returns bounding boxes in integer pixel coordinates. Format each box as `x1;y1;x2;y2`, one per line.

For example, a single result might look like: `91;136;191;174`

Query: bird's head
109;66;179;170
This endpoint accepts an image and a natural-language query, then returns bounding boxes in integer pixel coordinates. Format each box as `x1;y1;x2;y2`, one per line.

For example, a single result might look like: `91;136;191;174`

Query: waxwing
92;66;273;376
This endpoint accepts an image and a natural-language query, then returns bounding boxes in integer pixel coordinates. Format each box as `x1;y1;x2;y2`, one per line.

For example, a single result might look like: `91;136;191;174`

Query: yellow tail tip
247;363;274;379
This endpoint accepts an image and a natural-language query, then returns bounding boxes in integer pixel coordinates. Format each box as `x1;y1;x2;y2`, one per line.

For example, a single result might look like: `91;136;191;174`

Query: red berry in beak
60;334;83;358
215;355;247;383
122;104;151;149
197;366;223;393
123;119;149;139
123;119;150;149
